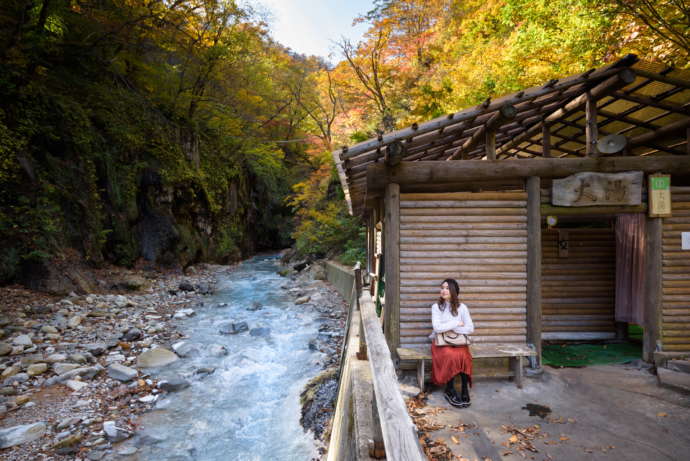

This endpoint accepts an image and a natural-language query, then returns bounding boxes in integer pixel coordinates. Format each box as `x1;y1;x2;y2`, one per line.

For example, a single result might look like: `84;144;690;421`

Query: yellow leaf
451;435;460;444
657;412;668;417
560;436;569;441
509;435;518;443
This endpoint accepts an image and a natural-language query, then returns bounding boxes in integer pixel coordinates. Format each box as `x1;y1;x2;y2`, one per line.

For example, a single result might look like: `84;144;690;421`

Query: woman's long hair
438;278;460;316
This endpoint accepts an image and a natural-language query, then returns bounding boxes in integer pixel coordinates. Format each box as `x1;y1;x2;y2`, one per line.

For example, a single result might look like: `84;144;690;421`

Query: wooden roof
333;55;690;215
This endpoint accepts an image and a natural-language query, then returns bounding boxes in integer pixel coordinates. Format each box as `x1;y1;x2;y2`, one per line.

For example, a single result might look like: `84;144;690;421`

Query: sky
254;0;375;61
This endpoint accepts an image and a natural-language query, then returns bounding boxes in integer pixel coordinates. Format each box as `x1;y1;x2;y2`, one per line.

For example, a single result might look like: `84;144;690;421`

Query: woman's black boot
459;373;471;407
444;377;462;406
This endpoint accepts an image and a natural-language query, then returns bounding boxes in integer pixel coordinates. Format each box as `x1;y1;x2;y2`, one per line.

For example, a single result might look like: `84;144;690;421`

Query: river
131;255;323;460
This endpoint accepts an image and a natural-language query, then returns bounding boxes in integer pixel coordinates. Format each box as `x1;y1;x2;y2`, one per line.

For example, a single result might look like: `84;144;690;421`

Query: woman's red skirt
431;343;473;386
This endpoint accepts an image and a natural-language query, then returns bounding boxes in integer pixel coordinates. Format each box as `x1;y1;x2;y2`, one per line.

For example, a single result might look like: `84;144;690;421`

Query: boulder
65;380;88;391
295;296;310;305
0;343;11;356
178;281;195;292
27;363;48;376
4;373;29;386
83;343;106;356
136;348;179;368
13;335;33;347
157;377;190;393
67;316;82;328
248;302;263;311
0;421;48;448
40;325;59;334
121;328;143;342
53;363;80;375
103;421;132;442
218;321;249;335
107;364;138;382
172;341;200;358
117;275;149;291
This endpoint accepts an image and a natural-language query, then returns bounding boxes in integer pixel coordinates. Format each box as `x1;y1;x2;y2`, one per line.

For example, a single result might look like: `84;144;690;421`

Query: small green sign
651;176;670;190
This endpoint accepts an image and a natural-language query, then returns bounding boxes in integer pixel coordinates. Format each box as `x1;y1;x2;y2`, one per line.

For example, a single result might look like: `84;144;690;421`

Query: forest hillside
0;0;686;291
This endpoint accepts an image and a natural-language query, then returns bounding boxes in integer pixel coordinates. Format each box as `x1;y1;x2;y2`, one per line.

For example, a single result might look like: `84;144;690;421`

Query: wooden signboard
648;174;672;217
552;171;643;207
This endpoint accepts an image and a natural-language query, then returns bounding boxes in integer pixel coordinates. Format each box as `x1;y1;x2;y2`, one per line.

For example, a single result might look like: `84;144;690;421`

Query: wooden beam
359;292;427;460
447;105;517;160
612;91;690;115
541;204;647;215
628;117;690;148
585;91;599;156
635;68;690;90
527;177;542;364
367;157;690;190
643;217;662;362
384;183;400;354
496;69;637;157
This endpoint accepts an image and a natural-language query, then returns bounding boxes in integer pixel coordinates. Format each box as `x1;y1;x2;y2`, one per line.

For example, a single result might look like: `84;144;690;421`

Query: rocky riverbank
0;258;348;460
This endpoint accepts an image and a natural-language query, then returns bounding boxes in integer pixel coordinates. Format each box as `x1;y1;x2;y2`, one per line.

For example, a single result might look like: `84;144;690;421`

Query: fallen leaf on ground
451;436;460;444
657;412;668;417
559;436;569;441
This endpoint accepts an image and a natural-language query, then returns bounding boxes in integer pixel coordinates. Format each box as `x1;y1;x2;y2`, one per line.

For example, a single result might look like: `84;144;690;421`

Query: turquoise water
134;255;322;460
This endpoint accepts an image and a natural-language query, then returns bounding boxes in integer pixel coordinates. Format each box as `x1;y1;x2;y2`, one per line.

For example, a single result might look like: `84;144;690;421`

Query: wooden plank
385;183;401;352
400;200;526;208
400;192;527;201
400;207;526;215
360;293;426;460
527;177;542;362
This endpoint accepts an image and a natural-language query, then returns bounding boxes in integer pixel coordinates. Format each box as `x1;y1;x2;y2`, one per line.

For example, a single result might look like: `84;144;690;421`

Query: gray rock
53;363;81;375
196;282;213;295
295;296;310;305
84;343;107;356
56;417;82;430
1;365;20;379
0;386;17;396
103;421;132;442
194;367;215;377
68;315;83;328
178;281;195;292
157;377;190;392
0;343;11;356
0;421;48;448
118;275;148;291
172;341;200;358
4;373;29;385
40;325;59;334
249;327;271;337
114;295;129;308
107;364;138;382
44;366;104;386
207;344;228;357
65;380;89;391
27;363;48;376
136;348;179;368
218;321;249;335
69;353;89;364
13;334;33;346
121;328;143;342
46;353;68;363
86;449;106;460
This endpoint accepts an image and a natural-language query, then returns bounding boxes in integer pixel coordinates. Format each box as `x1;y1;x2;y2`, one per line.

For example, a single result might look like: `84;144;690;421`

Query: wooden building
333;55;690;365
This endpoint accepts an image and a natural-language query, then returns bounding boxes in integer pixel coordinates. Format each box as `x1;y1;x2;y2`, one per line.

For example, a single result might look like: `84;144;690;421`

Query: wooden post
585;91;598;157
367;211;376;277
384;183;401;355
643;217;662;362
542;122;551;158
686;127;690;155
527;177;542;365
486;129;496;160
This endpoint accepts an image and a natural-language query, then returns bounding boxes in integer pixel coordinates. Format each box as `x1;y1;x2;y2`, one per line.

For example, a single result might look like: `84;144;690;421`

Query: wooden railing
356;275;426;460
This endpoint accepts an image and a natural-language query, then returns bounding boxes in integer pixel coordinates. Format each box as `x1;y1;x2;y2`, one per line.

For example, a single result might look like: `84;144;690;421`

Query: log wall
398;192;528;347
661;186;690;352
541;228;616;340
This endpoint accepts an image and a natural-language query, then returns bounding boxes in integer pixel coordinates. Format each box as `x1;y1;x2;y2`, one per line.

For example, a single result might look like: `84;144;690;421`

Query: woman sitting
430;278;474;408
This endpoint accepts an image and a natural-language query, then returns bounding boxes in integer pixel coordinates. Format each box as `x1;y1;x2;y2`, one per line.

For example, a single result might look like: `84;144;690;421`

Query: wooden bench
397;343;537;390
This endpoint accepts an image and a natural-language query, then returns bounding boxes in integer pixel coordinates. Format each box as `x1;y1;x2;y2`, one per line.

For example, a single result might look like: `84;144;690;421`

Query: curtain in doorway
615;213;646;325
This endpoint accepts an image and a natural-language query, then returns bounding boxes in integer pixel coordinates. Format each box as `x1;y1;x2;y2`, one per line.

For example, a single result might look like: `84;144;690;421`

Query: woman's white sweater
429;301;474;339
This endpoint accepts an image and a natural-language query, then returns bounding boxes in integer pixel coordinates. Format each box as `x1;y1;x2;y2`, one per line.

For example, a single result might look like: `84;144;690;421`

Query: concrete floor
400;363;690;461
